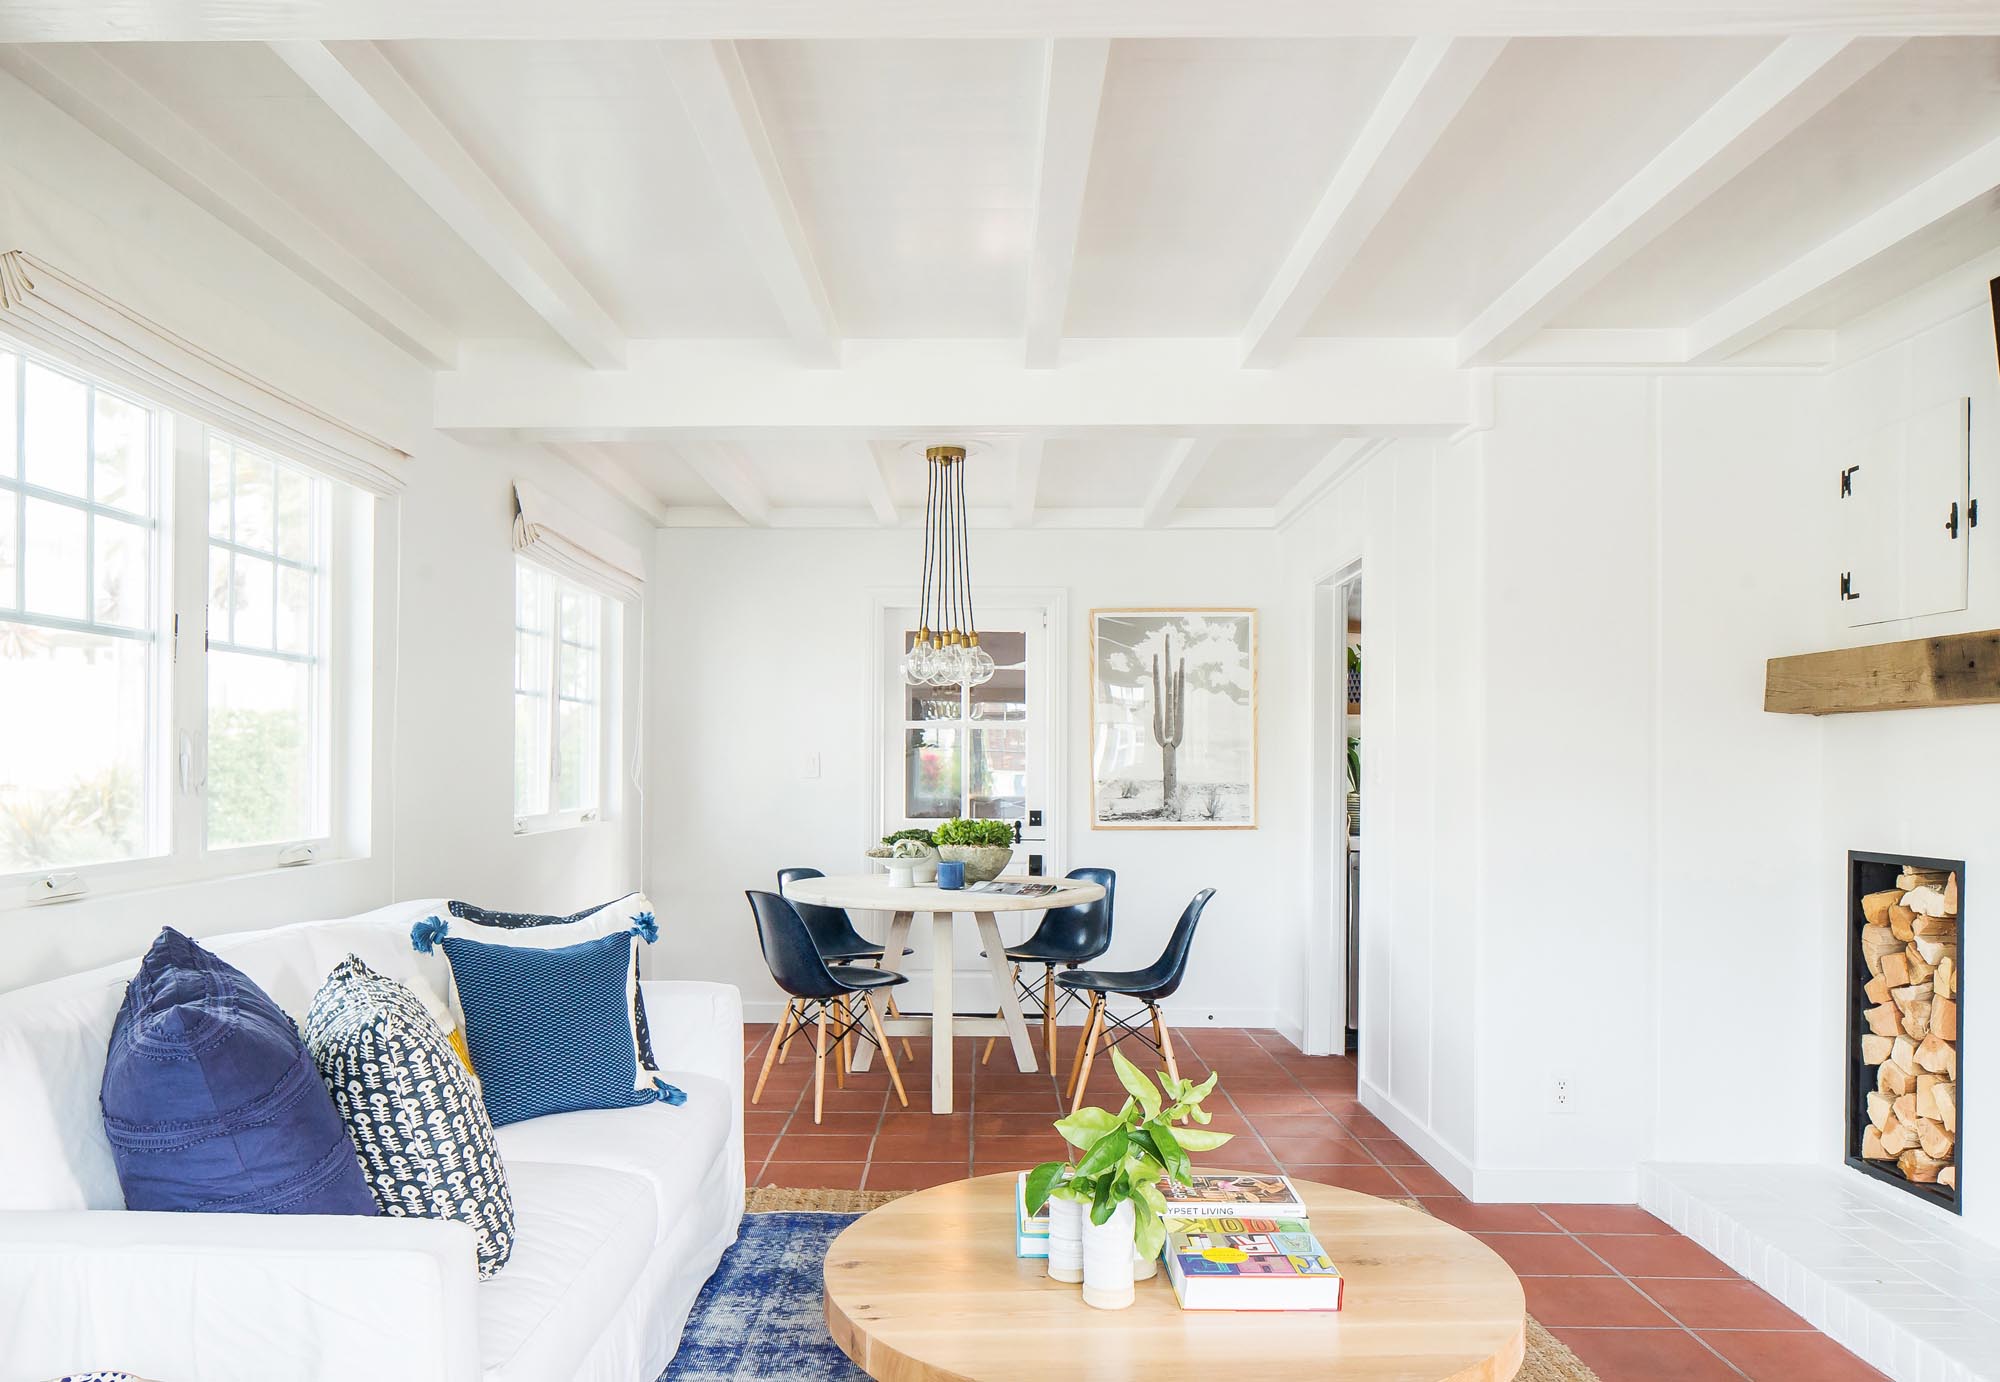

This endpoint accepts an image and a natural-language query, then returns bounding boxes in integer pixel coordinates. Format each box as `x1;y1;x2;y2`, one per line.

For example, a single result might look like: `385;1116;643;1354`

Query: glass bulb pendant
963;644;995;686
929;642;966;687
902;639;935;687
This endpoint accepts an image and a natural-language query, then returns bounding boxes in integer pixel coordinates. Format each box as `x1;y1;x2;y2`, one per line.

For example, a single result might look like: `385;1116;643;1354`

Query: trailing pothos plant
1022;1048;1233;1262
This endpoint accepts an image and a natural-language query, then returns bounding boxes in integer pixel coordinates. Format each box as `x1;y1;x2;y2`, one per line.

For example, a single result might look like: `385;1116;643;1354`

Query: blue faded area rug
662;1210;869;1382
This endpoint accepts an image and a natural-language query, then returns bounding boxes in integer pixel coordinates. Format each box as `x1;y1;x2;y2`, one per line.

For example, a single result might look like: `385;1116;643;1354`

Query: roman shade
0;251;407;495
512;479;645;601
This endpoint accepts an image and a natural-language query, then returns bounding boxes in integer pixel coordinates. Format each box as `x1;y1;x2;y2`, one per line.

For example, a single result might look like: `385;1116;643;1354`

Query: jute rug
744;1186;1598;1381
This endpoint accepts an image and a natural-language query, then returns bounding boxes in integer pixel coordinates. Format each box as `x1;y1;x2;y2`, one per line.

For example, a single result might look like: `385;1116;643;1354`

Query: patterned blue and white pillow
305;956;516;1279
414;892;663;1087
436;930;684;1127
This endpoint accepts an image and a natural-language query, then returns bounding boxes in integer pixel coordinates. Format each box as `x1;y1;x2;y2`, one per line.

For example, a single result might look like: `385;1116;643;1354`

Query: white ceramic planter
1133;1243;1159;1281
1080;1201;1137;1309
1046;1195;1084;1284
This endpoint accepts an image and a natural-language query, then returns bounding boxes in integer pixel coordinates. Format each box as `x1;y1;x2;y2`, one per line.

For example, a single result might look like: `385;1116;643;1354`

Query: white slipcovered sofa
0;898;745;1382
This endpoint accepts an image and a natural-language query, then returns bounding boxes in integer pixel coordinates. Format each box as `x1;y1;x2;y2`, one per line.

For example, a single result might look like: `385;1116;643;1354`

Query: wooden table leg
931;910;955;1113
975;913;1038;1073
851;909;912;1075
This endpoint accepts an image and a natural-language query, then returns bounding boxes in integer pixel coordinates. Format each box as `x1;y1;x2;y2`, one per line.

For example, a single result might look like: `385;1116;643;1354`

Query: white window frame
0;333;374;897
513;558;616;835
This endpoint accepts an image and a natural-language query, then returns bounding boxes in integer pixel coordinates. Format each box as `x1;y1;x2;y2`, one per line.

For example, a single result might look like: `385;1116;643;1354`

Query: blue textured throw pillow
439;930;684;1126
100;927;378;1216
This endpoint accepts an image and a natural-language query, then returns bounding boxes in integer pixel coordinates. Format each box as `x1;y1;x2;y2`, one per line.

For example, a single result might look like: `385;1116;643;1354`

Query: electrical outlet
801;751;821;780
1547;1073;1580;1114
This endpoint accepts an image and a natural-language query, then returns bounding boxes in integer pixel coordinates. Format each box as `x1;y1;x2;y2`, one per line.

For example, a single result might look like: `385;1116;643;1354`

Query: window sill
513;811;608;838
0;849;373;915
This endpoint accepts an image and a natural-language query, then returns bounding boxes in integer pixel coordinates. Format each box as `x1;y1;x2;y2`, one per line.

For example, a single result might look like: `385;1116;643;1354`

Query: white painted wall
0;66;651;990
644;526;1304;1026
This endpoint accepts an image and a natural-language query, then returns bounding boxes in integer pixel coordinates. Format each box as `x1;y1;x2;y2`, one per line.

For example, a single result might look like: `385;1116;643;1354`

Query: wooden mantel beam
1765;631;2000;715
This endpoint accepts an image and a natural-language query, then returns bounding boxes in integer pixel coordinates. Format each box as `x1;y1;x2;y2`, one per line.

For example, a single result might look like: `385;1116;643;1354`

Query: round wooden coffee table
824;1173;1525;1381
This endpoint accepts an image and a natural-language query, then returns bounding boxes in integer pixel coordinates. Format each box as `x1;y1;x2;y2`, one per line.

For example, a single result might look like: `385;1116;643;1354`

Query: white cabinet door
1842;397;1970;627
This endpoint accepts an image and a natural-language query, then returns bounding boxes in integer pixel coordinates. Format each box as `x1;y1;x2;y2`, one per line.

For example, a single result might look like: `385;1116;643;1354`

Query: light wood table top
824;1173;1526;1382
784;872;1105;913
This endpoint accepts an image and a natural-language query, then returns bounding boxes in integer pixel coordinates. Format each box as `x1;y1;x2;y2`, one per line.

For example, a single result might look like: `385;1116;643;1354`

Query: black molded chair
776;866;914;1062
978;867;1115;1073
1057;887;1214;1112
746;890;909;1123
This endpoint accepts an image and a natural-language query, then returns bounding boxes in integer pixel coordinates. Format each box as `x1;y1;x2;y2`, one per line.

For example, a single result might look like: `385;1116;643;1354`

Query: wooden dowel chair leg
835;997;848;1089
864;993;909;1108
884;989;914;1061
1068;995;1104;1109
752;999;790;1104
1153;1004;1181;1086
776;1000;796;1065
813;1004;828;1124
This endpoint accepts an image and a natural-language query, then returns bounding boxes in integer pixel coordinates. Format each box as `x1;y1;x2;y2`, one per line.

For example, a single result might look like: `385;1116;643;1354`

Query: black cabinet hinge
1840;571;1860;602
1840;464;1860;498
1947;501;1961;539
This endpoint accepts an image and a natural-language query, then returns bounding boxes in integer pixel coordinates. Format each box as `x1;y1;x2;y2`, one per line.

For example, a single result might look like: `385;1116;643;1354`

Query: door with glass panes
882;605;1051;1004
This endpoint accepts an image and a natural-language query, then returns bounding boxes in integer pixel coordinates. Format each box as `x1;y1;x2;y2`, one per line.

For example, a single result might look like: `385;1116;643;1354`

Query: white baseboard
1357;1079;1638;1203
1358;1079;1476;1197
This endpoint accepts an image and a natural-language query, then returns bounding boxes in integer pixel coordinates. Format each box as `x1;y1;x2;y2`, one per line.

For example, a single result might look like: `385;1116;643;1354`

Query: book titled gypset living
1014;1170;1051;1258
1166;1218;1344;1311
967;880;1060;897
1156;1171;1307;1220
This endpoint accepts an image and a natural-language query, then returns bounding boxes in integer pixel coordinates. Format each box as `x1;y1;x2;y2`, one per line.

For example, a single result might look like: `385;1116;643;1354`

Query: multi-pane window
514;560;604;828
0;351;162;872
896;628;1031;823
206;435;327;849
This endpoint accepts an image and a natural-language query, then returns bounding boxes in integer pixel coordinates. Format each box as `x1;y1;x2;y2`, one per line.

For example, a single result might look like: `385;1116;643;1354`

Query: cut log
1862;1124;1891;1160
1901;1000;1932;1042
1893;1092;1917;1126
1879;951;1913;988
1867;1089;1893;1129
1862;888;1902;927
1916;1035;1956;1079
1915;935;1955;967
1897;868;1949;891
1865;1002;1903;1038
1865;973;1892;1004
1940;1165;1956;1190
1861;1032;1895;1065
1880;1115;1917;1155
1915;1073;1941;1121
1862;924;1902;976
1889;904;1916;942
1918;1119;1953;1161
1903;886;1949;918
1933;995;1957;1042
1912;915;1957;942
1897;1148;1945;1183
1903;948;1936;984
1890;1034;1917;1072
1890;982;1933;1010
1944;872;1959;917
1936;1082;1956;1133
1879;1059;1914;1098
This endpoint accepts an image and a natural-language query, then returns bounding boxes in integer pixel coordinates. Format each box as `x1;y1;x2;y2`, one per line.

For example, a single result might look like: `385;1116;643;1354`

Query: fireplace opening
1848;851;1962;1212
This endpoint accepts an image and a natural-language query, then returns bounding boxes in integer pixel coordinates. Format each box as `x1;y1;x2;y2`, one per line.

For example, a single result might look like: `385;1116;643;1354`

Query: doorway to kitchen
1305;562;1363;1056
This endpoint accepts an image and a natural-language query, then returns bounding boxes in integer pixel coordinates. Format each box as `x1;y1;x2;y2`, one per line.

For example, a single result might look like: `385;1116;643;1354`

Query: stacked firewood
1858;866;1959;1190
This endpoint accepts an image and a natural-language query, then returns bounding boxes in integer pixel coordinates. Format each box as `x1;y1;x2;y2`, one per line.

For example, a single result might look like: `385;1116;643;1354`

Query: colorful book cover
1015;1170;1051;1258
1156;1171;1307;1219
1166;1218;1344;1311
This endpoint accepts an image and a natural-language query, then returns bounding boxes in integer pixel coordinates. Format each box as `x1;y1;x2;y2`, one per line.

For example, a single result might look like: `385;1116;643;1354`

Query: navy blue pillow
440;930;681;1126
100;928;378;1216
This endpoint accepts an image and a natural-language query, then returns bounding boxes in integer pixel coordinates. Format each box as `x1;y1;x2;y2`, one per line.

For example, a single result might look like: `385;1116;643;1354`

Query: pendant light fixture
901;445;995;688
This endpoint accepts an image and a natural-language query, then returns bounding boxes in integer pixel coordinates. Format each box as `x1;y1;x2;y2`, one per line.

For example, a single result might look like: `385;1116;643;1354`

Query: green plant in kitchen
1347;736;1360;795
1022;1049;1233;1263
880;827;938;848
932;817;1014;848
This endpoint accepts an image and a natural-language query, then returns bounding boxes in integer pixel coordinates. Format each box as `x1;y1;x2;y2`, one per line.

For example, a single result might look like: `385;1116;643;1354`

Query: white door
879;604;1053;1004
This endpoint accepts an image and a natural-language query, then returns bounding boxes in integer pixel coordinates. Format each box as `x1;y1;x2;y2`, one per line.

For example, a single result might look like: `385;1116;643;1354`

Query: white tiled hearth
1642;1164;2000;1382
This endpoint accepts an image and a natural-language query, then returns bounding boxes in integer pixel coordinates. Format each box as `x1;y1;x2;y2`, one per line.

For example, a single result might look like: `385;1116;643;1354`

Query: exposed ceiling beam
1685;132;2000;362
661;41;839;365
1023;39;1110;368
849;441;897;525
0;45;457;368
1273;438;1380;527
1454;36;1901;366
1140;438;1218;528
1239;38;1504;367
1012;435;1045;528
5;4;1986;41
270;40;626;369
547;442;672;526
660;504;1278;530
683;446;771;526
434;337;1474;440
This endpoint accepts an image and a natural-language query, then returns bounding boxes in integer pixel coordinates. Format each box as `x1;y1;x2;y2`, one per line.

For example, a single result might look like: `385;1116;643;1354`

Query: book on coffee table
1156;1171;1307;1220
1014;1170;1051;1258
1165;1218;1344;1311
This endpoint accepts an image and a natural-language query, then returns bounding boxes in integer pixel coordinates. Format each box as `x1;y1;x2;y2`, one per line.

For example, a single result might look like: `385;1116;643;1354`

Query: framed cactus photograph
1090;608;1257;830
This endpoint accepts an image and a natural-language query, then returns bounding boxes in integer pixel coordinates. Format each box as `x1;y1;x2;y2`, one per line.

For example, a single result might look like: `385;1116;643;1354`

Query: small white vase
1046;1195;1084;1284
1080;1201;1137;1309
1133;1242;1159;1281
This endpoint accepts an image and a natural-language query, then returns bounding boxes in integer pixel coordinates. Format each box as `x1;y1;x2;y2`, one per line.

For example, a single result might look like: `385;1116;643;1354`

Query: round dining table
779;872;1106;1114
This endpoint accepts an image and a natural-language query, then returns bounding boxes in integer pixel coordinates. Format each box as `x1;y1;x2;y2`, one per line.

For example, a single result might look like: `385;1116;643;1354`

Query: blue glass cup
936;861;966;890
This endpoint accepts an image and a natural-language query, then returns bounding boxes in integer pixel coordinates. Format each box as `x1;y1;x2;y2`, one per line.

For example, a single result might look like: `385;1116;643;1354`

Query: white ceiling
1;5;1997;529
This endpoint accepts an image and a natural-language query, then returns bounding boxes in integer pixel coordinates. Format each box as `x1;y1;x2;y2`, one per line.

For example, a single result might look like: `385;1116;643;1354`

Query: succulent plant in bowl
933;817;1015;882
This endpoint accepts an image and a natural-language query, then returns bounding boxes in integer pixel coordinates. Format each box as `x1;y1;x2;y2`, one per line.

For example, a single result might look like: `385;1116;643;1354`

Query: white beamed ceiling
4;18;1998;528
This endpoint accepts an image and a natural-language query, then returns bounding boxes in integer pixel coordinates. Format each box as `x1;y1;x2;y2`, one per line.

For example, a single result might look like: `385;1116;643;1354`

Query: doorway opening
1305;561;1362;1056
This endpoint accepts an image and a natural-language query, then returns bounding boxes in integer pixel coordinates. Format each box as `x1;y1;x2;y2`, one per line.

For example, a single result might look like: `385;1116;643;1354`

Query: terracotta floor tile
1473;1232;1616;1276
1584;1233;1735;1278
1522;1276;1675;1328
862;1161;972;1191
1245;1114;1347;1138
1392;1164;1462;1197
1641;1279;1810;1331
1283;1164;1407;1196
872;1132;970;1161
1538;1203;1673;1234
774;1111;879;1136
756;1161;866;1189
1698;1330;1890;1381
743;1111;792;1133
1425;1200;1563;1233
1226;1090;1328;1115
743;1134;778;1164
1259;1134;1375;1164
1549;1329;1741;1382
1358;1136;1424;1165
1334;1111;1392;1137
765;1134;875;1162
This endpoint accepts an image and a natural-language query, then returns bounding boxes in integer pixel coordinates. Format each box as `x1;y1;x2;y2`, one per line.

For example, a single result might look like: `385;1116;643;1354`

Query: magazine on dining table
965;880;1060;897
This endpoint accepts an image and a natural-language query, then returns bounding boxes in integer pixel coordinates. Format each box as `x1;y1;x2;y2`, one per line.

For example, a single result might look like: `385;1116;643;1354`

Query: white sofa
0;899;746;1382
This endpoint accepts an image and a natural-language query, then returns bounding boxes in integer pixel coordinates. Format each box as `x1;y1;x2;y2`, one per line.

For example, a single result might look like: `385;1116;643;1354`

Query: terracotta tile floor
741;1023;1888;1382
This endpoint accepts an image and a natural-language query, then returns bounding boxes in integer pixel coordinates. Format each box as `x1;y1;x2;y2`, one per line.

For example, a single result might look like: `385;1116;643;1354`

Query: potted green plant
1023;1050;1232;1310
1346;735;1361;836
932;817;1014;882
866;827;939;883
